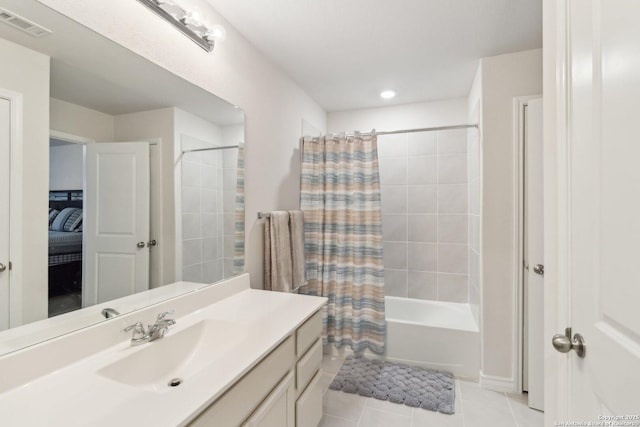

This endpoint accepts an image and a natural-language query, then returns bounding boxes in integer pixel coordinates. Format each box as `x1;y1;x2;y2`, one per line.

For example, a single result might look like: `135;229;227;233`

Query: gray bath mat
329;355;455;414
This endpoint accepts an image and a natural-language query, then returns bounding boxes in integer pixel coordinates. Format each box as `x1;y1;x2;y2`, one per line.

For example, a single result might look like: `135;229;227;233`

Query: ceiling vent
0;8;51;37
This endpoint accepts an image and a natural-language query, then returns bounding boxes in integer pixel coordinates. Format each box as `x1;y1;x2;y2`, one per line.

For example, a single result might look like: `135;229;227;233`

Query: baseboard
479;372;515;393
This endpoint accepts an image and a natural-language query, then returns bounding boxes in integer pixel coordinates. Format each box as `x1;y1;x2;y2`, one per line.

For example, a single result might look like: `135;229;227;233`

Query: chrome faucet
122;310;176;346
147;310;176;341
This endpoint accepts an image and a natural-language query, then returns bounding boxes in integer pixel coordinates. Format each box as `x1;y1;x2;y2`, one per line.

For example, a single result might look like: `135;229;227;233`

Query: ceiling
206;0;542;112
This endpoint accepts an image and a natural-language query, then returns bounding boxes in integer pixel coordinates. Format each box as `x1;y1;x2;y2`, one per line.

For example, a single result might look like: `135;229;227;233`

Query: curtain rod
304;124;478;140
182;144;239;154
377;123;478;135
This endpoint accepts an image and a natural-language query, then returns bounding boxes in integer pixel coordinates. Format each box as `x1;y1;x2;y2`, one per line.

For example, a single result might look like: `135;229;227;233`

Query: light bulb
380;90;396;99
205;24;226;42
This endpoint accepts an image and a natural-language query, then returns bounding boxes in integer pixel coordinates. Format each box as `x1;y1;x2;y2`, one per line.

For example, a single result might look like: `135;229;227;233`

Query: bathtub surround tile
201;189;217;213
202;214;218;238
182;239;202;267
182;186;201;213
381;186;408;213
437;129;468;155
438;274;469;303
438;215;468;244
182;213;201;240
469;180;480;214
407;185;437;213
378;128;479;305
383;269;408;297
408;156;438;185
407;243;437;271
407;271;438;300
408;214;437;243
181;160;201;187
182;264;202;283
377;133;408;158
222;168;236;190
383;242;408;269
222;149;237;168
382;214;407;241
379;157;408;185
438;155;467;184
407;131;437;156
438;244;468;274
201;165;218;189
223;190;236;213
438;184;468;213
202;261;219;283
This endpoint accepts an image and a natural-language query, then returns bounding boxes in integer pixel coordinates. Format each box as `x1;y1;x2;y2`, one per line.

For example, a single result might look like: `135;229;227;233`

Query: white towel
264;211;292;292
288;210;306;290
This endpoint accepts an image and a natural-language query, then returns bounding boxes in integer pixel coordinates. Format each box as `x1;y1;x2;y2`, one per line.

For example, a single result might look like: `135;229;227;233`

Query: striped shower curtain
300;132;386;354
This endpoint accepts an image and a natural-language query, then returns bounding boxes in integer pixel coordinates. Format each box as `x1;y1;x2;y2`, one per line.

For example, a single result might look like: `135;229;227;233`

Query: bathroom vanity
0;274;326;426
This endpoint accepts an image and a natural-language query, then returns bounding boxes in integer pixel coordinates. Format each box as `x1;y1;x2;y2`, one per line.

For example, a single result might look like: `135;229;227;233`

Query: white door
549;0;640;419
0;97;10;330
525;98;544;411
83;142;150;306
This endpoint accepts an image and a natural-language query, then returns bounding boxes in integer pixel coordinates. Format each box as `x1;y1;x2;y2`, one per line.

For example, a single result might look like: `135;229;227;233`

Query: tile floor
319;354;544;427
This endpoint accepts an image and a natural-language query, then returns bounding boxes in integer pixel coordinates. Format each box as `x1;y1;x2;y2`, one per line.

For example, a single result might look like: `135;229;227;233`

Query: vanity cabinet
189;309;323;427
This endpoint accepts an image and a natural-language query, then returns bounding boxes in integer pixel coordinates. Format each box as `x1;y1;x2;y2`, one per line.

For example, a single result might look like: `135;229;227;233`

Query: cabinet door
243;371;295;427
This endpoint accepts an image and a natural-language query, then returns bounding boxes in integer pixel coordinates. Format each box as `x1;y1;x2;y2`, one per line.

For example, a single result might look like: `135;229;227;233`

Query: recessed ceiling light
380;90;396;99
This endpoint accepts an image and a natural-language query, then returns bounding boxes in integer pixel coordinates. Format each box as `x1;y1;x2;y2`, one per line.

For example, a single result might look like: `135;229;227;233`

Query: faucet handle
122;321;146;336
156;310;175;321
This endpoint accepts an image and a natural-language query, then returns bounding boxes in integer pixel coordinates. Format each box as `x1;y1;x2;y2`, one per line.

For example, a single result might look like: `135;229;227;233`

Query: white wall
40;0;328;289
0;38;49;325
49;143;83;190
327;98;468;133
50;98;114;141
480;49;542;383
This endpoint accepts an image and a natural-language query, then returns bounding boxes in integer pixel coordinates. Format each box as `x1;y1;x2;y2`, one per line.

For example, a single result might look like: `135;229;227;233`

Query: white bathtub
384;296;480;379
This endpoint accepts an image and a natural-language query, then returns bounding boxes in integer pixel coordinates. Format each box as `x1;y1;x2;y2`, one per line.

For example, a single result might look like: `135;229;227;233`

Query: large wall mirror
0;0;245;355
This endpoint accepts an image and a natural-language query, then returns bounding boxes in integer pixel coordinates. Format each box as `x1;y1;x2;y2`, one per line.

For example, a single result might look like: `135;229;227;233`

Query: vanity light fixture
136;0;226;52
380;90;396;99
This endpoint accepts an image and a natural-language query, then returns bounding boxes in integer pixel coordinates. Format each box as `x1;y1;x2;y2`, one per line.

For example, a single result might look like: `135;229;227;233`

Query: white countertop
0;277;326;426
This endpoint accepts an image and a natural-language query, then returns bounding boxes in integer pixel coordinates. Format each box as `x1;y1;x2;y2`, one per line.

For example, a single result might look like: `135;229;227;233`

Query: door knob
0;262;6;272
552;327;586;358
533;264;544;275
147;240;157;247
136;241;146;249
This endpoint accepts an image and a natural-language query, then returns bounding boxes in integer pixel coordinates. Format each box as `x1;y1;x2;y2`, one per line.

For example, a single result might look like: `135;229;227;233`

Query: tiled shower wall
181;143;224;284
379;129;470;302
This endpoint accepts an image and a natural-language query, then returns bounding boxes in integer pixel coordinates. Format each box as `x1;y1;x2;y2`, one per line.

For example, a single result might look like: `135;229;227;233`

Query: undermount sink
98;319;249;392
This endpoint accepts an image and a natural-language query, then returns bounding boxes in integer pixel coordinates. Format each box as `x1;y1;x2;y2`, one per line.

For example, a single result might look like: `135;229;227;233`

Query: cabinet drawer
296;338;321;395
296;310;322;356
189;335;295;426
295;370;323;427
